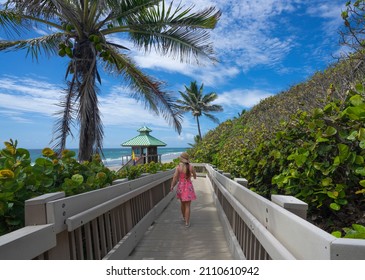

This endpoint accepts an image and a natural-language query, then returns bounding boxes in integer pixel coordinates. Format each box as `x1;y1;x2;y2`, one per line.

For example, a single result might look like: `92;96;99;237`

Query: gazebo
121;126;166;165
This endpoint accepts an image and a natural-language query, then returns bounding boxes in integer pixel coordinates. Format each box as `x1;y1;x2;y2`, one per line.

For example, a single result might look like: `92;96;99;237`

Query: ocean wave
103;156;131;166
161;152;183;157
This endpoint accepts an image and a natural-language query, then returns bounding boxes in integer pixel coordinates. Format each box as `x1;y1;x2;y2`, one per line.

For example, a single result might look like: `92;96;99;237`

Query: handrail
0;224;56;260
0;169;174;260
209;172;295;259
66;175;171;231
205;164;365;259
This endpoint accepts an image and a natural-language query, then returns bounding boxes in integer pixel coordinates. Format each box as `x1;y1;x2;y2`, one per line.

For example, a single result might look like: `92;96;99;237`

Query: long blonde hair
181;162;191;179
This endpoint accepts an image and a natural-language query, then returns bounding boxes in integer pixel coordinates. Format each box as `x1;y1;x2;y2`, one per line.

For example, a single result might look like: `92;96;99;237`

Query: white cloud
217;89;274;108
0;75;194;132
306;2;344;34
133;51;239;86
162;0;345;76
99;88;170;128
0;109;33;123
0;76;61;118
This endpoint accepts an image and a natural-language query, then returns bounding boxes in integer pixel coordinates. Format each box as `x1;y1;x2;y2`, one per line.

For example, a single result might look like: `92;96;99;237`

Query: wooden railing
0;170;174;260
202;164;365;260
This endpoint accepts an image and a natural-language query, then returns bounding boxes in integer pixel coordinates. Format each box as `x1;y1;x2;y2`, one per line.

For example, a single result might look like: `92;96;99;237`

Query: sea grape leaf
330;203;341;211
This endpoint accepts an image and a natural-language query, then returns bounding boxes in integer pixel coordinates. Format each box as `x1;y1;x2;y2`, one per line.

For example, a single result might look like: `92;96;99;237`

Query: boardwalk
127;177;233;260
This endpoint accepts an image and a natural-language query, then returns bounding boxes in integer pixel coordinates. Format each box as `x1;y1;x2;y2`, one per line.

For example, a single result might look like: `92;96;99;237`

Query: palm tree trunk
196;116;202;140
76;41;103;162
78;86;99;161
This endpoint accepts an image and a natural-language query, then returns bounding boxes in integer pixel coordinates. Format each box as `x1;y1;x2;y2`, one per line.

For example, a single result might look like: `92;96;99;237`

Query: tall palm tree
177;81;223;139
0;0;221;161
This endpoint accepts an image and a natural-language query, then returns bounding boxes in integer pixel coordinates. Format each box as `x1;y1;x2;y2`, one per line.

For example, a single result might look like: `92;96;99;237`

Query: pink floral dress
176;164;196;201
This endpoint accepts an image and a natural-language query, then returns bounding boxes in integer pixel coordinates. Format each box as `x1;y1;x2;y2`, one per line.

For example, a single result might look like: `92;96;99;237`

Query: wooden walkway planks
127;177;233;260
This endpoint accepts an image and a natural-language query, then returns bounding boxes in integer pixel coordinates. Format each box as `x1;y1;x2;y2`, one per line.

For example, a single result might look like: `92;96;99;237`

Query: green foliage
189;57;365;236
0;140;117;235
0;142;176;236
268;90;365;223
332;224;365;239
116;161;175;180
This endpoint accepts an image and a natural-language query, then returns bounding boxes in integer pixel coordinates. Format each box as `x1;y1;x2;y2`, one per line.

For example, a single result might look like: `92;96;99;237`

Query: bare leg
184;201;191;226
180;200;185;221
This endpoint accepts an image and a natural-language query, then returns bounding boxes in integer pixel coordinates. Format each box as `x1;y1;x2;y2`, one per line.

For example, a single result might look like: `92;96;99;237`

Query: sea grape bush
116;161;175;180
0;140;116;235
266;88;365;231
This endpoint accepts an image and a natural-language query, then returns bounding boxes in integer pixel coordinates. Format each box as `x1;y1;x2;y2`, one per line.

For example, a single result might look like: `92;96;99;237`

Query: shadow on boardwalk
127;177;233;260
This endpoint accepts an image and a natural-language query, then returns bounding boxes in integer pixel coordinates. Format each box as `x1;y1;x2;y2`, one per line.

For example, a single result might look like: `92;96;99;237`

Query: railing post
271;195;308;220
25;192;65;226
234;178;248;187
25;192;71;259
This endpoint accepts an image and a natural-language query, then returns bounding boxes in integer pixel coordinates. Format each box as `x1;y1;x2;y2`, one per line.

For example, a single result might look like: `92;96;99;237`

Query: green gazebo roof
121;126;167;147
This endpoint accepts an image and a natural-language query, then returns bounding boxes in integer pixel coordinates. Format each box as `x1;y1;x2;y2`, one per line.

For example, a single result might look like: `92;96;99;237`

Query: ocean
28;147;187;168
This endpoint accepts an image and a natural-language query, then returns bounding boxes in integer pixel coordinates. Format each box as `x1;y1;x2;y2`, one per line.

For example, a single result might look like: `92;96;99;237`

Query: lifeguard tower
121;126;166;166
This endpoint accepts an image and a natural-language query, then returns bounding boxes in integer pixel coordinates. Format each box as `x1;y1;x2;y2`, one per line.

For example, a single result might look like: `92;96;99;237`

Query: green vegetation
116;161;175;180
0;140;174;235
332;224;365;239
189;57;365;236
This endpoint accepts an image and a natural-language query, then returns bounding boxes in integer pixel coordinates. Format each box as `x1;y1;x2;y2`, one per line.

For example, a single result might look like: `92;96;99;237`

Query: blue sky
0;0;349;150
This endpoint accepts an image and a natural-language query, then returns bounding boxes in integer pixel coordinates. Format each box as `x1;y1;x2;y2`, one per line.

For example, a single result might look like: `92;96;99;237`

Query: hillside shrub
189;83;365;234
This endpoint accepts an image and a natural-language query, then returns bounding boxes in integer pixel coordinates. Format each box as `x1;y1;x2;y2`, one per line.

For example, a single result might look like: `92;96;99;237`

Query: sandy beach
107;165;122;171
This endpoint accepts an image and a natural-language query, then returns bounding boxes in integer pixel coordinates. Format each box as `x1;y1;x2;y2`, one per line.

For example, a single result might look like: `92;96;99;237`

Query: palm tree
177;81;223;139
0;0;221;161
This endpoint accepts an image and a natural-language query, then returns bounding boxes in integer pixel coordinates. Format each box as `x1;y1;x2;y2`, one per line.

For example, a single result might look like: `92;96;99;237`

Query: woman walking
170;152;197;227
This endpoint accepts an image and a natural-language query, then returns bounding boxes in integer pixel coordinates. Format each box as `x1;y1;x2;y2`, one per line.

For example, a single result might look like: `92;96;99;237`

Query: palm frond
202;92;218;103
105;40;130;51
5;0;59;19
0;9;30;36
203;104;223;113
0;32;64;60
114;0;162;22
103;48;182;133
203;112;220;124
96;0;161;29
177;91;193;105
132;25;218;63
107;2;220;63
51;80;77;153
125;2;220;30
